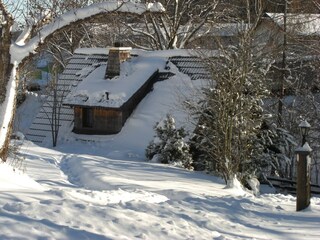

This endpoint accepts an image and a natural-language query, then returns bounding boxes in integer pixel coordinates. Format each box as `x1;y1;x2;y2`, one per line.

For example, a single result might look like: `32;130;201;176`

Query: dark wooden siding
73;107;122;134
94;108;122;134
74;107;82;131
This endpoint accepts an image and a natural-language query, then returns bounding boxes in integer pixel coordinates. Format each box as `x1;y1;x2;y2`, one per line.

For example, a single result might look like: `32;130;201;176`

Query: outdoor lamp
299;120;311;146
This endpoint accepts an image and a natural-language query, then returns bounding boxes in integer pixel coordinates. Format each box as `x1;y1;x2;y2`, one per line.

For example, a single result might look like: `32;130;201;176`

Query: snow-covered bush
246;176;260;196
186;39;272;184
146;114;193;170
7;136;26;171
16;89;26;106
253;121;297;179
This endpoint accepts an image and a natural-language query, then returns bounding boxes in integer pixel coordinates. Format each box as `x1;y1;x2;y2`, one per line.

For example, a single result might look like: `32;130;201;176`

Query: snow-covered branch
120;0;219;49
11;1;165;64
0;1;14;24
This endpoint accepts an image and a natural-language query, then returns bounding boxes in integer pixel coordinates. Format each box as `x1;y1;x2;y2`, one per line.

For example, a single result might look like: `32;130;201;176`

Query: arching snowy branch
11;1;165;64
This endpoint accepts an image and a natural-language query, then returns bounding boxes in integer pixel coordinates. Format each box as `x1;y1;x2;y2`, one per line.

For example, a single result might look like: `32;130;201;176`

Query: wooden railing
267;176;320;195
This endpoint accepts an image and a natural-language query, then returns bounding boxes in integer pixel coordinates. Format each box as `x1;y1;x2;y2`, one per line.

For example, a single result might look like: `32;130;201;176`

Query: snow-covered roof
63;52;167;108
74;47;196;57
210;23;250;36
266;13;320;36
196;23;251;37
62;48;215;109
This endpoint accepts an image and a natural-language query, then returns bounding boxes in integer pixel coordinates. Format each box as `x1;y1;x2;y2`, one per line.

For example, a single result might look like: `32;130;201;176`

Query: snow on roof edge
265;12;320;35
74;48;219;58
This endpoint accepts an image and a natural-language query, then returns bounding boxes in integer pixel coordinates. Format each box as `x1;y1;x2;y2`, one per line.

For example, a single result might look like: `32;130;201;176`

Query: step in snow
25;132;47;143
29;123;61;131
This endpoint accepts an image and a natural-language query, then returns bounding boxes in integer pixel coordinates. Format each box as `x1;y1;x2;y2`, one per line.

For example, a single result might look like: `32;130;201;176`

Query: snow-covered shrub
188;125;214;172
253;121;297;179
7;137;25;171
16;89;26;106
186;40;272;184
146;114;193;170
246;176;260;196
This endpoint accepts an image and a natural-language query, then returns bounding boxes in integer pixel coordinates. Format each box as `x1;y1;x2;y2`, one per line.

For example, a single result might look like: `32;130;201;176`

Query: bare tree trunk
277;0;288;127
51;67;63;147
0;1;15;160
52;74;58;147
40;65;67;147
0;1;13;101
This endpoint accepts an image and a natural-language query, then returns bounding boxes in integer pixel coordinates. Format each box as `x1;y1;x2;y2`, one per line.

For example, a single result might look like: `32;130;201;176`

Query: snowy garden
1;1;320;239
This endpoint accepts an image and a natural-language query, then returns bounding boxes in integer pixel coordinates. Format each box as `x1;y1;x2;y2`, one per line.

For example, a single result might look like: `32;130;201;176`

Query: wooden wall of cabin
73;107;82;132
94;108;123;134
73;106;123;134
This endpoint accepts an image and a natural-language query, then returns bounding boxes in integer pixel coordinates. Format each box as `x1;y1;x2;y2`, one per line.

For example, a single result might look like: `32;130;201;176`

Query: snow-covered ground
1;56;320;239
1;139;320;240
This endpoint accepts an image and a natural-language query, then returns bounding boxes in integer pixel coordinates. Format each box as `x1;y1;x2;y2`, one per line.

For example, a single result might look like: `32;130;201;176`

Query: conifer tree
146;114;193;170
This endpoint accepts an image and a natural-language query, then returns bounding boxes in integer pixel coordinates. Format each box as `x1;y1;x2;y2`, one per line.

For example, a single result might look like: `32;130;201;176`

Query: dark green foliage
254;120;297;179
146;114;193;170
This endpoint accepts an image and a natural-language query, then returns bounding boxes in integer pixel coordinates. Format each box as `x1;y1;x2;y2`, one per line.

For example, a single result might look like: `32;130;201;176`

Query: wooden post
296;144;312;211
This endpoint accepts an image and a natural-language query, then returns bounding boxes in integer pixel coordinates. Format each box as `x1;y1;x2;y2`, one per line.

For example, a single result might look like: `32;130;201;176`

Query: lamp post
296;120;312;211
299;120;311;146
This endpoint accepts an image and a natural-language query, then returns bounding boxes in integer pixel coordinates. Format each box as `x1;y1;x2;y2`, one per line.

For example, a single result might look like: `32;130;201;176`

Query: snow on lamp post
299;120;311;146
296;120;312;211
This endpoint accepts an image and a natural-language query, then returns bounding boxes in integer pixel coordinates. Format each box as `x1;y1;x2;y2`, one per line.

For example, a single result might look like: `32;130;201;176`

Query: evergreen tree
248;120;297;180
146;114;193;170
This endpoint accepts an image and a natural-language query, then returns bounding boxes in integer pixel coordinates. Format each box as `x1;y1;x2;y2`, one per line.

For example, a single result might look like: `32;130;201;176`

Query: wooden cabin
68;70;158;135
63;47;163;135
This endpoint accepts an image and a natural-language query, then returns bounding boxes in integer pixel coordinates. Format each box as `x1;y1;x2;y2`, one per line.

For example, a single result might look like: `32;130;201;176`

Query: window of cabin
82;108;93;128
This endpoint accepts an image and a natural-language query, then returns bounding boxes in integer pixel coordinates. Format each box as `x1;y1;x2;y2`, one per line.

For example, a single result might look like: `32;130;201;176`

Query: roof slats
169;56;211;80
25;54;107;145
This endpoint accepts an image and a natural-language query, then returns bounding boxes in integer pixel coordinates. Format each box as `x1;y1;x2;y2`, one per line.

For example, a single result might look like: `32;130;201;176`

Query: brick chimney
105;42;131;79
